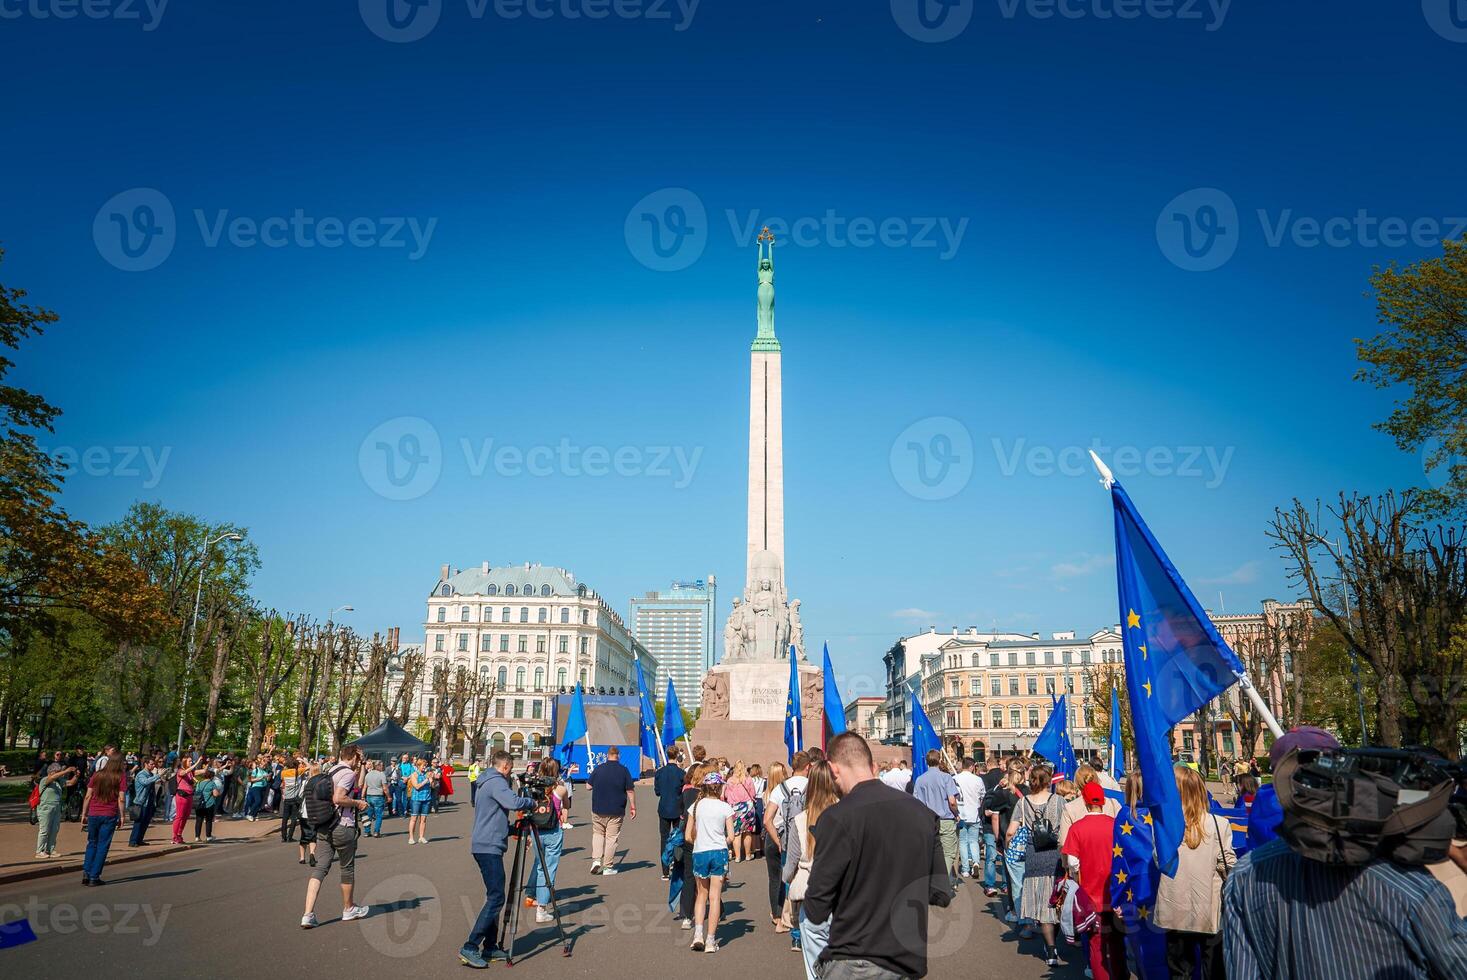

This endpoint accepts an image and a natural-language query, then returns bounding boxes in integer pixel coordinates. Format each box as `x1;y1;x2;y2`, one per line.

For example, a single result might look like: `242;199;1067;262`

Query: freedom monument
694;231;824;757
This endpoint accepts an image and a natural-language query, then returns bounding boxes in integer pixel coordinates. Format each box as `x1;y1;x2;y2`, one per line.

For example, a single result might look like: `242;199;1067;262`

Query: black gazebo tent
346;719;432;761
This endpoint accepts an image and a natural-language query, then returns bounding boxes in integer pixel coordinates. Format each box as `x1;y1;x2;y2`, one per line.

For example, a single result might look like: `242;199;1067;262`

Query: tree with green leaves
1356;236;1467;516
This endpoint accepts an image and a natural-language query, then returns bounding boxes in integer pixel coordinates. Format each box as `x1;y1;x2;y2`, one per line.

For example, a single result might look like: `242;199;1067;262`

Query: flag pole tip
1088;449;1115;490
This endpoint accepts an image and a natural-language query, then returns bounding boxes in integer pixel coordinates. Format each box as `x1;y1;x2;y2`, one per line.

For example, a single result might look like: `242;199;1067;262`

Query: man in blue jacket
652;750;685;880
460;750;536;969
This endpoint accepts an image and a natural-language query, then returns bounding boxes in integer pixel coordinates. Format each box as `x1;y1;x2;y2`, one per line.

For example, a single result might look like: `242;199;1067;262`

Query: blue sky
3;2;1460;696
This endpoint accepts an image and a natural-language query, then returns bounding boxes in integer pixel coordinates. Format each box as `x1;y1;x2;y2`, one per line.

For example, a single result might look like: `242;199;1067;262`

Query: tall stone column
747;350;784;576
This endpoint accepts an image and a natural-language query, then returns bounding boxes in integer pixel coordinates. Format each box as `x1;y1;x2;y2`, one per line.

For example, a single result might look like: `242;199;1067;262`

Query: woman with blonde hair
722;761;759;862
1059;763;1122;849
783;759;837;970
762;761;790;930
1154;764;1234;979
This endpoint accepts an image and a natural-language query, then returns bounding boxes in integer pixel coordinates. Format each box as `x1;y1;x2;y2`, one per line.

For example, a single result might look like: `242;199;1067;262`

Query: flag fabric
1057;723;1078;782
1209;797;1253;859
0;917;38;949
555;684;588;768
908;689;942;781
1111;479;1244;876
821;643;847;748
1033;694;1069;772
784;647;803;764
1110;801;1169;980
661;677;688;748
633;656;662;769
1108;685;1125;781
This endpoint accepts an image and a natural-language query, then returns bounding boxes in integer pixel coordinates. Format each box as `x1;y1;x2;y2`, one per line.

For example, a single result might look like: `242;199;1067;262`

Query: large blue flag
555;684;588;768
662;677;688;748
1033;694;1069;771
634;655;662;768
908;689;942;781
784;646;803;764
1108;685;1125;781
1110;802;1169;980
1112;479;1244;876
821;643;847;748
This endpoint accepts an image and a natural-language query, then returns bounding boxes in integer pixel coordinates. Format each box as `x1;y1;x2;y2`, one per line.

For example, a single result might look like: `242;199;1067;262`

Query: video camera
512;770;560;832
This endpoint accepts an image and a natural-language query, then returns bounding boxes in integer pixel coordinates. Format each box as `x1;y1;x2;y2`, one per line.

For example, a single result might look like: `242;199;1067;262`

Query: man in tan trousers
587;745;636;875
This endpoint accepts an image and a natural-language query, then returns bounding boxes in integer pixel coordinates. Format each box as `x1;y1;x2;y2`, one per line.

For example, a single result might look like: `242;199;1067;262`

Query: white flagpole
1088;449;1285;742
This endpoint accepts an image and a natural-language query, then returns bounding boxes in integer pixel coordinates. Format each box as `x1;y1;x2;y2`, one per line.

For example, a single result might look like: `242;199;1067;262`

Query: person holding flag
634;654;663;772
661;677;691;763
784;645;803;764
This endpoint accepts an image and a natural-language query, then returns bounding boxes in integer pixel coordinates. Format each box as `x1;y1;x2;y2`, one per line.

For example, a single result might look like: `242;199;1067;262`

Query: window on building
1028;707;1040;728
1008;652;1017;666
1062;650;1072;665
480;634;492;652
579;637;588;655
532;700;543;719
946;711;958;729
436;607;446;623
1044;676;1054;695
991;678;1001;696
523;584;533;596
538;607;548;623
990;653;999;666
1043;651;1052;665
1081;651;1091;664
970;653;980;667
439;584;450;597
501;607;511;622
517;635;527;653
558;636;568;654
993;709;1004;728
520;607;529;623
1083;674;1093;693
971;709;983;728
461;605;470;622
579;668;588;687
560;608;569;623
1026;652;1035;665
541;584;552;597
505;585;516;596
1065;674;1074;693
495;698;504;717
1009;708;1021;728
483;607;492;621
1027;676;1038;695
457;634;469;652
499;635;509;652
556;667;567;689
1008;677;1019;695
432;635;444;652
515;666;526;689
487;584;498;596
581;610;589;625
497;666;508;688
427;697;436;716
513;699;524;719
534;667;544;690
950;679;961;697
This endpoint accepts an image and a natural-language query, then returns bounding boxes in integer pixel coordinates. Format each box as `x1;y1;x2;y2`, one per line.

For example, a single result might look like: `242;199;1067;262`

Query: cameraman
460;750;536;970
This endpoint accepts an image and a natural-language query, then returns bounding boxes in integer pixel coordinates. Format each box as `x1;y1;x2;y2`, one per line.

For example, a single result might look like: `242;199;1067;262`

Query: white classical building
390;562;655;759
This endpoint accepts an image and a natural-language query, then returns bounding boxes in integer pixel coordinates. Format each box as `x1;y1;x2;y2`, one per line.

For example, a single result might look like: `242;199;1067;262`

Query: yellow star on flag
1120;821;1134;835
1127;609;1141;630
1143;680;1152;698
1112;844;1123;857
1139;644;1147;659
1138;905;1150;920
1143;813;1153;826
1115;869;1128;884
1125;888;1134;903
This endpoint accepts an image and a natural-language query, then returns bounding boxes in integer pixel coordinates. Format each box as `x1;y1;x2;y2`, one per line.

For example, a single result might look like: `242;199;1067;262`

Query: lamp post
38;692;55;750
176;531;244;755
29;713;41;750
316;605;354;757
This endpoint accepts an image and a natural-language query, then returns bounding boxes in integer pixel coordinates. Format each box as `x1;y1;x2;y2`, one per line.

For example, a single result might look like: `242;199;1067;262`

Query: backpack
777;781;807;854
1028;795;1059;851
302;766;343;832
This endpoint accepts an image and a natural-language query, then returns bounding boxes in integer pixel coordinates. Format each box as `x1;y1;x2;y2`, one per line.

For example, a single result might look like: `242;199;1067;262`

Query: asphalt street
0;786;1085;978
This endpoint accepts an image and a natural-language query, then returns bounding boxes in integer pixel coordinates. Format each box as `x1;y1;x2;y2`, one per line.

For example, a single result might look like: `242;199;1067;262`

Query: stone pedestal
690;662;823;763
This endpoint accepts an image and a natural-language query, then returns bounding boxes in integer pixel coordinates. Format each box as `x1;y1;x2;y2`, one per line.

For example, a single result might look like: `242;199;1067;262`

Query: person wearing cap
1223;732;1467;979
1246;726;1340;850
685;771;734;953
1061;781;1124;980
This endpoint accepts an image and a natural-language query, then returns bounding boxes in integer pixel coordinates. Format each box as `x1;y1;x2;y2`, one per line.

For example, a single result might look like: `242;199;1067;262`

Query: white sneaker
680;918;693;930
535;907;553;924
342;905;370;921
705;938;720;954
418;837;429;845
600;867;618;876
589;862;602;875
300;913;317;929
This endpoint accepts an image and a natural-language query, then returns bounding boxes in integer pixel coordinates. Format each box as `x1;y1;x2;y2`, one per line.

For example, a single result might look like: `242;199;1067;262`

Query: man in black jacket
803;733;953;980
652;750;685;880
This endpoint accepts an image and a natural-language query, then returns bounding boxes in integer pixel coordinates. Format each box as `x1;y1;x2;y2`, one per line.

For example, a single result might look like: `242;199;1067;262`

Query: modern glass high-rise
630;579;714;710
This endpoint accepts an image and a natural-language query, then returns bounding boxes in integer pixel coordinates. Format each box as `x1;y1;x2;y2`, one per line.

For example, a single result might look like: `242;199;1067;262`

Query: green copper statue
752;226;780;352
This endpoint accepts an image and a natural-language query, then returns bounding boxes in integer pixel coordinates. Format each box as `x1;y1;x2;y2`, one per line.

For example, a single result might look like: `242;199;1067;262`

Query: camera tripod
497;817;572;964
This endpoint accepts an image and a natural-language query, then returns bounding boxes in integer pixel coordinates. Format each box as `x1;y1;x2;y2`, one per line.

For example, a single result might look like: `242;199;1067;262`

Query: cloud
1199;561;1261;586
891;607;940;621
1050;554;1112;580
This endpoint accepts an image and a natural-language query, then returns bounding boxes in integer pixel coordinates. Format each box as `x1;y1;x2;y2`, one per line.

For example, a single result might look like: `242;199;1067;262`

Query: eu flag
1033;694;1069;772
784;646;803;764
634;655;662;769
555;684;588;769
662;677;688;748
821;643;847;748
1110;801;1168;980
908;689;941;781
1108;685;1124;781
1112;479;1244;876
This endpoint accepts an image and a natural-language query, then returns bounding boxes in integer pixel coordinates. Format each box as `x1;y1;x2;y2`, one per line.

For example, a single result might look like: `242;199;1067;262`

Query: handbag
1004;824;1031;864
128;802;143;822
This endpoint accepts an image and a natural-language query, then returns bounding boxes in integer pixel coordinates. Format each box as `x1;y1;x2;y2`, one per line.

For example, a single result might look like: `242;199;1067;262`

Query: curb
0;817;281;888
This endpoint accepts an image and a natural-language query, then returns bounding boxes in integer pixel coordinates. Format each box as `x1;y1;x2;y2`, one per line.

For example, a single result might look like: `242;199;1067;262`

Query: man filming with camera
460;750;537;969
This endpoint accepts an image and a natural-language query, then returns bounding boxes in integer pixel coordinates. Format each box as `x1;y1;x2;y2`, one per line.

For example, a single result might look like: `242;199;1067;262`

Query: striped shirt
1223;838;1467;979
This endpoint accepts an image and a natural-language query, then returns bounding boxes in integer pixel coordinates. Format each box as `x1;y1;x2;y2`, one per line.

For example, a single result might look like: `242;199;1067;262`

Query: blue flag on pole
821;643;847;748
662;677;688;748
908;689;941;781
1111;479;1245;876
1033;694;1069;771
555;684;588;768
784;646;803;764
634;655;662;768
1108;686;1125;781
1110;802;1169;980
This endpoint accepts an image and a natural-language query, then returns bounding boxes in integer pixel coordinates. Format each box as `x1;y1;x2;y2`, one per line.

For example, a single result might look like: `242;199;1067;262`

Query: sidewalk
0;795;280;887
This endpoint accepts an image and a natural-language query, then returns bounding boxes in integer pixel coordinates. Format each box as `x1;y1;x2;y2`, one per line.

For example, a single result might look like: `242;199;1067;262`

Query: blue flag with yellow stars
634;655;662;769
1108;686;1125;781
1111;479;1244;876
1033;694;1069;771
662;676;688;748
821;644;847;748
555;684;588;768
908;689;942;781
1110;802;1168;980
784;646;803;764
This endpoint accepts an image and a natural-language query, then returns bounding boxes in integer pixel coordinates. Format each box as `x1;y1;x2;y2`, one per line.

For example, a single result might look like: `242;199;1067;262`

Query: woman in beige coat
1154;765;1235;979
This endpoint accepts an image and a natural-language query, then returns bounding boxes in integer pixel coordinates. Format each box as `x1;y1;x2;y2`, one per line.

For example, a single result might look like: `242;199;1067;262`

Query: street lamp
38;692;55;750
176;531;244;754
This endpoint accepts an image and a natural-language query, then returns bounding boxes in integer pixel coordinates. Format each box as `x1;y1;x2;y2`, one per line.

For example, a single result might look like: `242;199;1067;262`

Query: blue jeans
391;784;407;816
982;829;999;889
83;815;119;879
799;908;831;980
465;850;507;954
530;827;563;906
366;795;386;835
128;796;156;846
957;820;982;877
244;786;264;818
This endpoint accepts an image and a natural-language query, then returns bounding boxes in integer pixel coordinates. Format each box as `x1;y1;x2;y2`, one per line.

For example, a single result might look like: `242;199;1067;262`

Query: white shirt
768;775;809;833
881;767;911;792
954;770;985;822
690;797;735;853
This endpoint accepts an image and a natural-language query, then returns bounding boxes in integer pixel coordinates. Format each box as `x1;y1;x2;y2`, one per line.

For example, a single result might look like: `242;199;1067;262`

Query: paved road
0;787;1084;978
